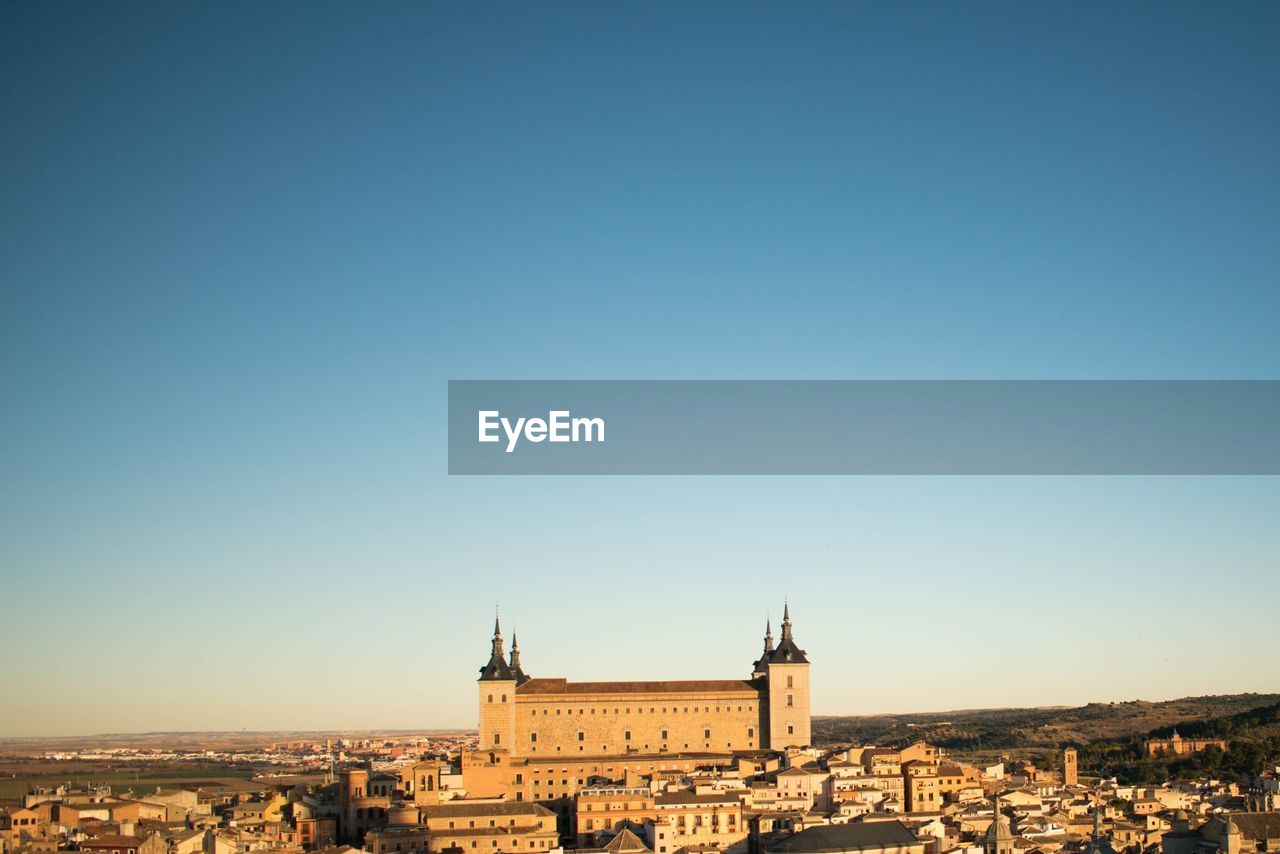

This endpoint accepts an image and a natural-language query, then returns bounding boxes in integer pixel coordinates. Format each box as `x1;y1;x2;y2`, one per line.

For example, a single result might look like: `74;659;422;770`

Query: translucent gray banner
447;381;1280;475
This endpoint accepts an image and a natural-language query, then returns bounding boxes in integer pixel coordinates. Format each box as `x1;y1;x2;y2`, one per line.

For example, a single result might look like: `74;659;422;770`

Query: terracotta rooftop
430;826;549;838
81;836;145;848
767;820;921;853
1205;814;1280;842
422;801;554;818
655;790;742;806
602;828;650;853
517;678;760;695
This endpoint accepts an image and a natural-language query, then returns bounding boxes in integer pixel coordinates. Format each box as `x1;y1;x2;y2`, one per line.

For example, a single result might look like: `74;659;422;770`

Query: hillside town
4;613;1278;854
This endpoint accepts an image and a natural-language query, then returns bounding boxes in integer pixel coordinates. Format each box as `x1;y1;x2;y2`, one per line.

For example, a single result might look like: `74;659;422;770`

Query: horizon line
5;689;1277;742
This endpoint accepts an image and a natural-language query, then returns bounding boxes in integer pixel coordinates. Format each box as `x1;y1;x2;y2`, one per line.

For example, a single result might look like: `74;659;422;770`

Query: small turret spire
781;600;793;642
509;631;528;684
764;618;774;652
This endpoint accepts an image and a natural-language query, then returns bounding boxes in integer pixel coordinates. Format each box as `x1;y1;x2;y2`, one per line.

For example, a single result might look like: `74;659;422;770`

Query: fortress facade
475;604;811;759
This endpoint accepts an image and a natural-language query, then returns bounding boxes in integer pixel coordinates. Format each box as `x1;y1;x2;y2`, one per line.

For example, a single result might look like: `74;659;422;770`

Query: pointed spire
765;600;807;664
479;611;514;681
491;611;505;658
764;618;774;652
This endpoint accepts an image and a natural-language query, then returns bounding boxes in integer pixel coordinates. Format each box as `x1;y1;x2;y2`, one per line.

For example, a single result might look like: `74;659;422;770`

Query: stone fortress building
475;604;811;758
461;604;811;810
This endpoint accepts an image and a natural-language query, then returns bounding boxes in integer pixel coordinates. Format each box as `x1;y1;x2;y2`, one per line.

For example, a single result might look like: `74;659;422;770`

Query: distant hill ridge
812;692;1280;752
1146;699;1280;740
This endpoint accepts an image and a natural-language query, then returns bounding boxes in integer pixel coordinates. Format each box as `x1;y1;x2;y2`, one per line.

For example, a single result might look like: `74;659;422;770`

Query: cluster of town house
4;610;1279;854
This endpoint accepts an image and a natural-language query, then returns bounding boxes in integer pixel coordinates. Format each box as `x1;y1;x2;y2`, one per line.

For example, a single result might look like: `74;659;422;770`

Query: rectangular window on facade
787;694;793;707
787;675;793;688
625;730;631;741
703;729;711;739
578;731;584;741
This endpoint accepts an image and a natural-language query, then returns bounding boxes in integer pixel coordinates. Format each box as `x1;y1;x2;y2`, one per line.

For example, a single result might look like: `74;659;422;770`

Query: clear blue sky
2;2;1278;737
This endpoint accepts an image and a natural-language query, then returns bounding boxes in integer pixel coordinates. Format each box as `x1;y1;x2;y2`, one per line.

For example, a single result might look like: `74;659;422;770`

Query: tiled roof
479;653;515;682
765;633;809;664
602;828;651;853
1204;813;1280;842
423;801;554;818
767;821;921;853
82;835;145;847
518;678;761;695
655;791;741;806
431;826;549;838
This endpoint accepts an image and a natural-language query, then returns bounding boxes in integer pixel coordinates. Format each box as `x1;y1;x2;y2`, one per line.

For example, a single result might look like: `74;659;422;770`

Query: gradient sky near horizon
2;2;1280;738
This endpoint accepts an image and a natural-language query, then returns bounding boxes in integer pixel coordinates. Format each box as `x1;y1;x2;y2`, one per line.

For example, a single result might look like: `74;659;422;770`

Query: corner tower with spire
760;601;811;750
477;613;517;751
